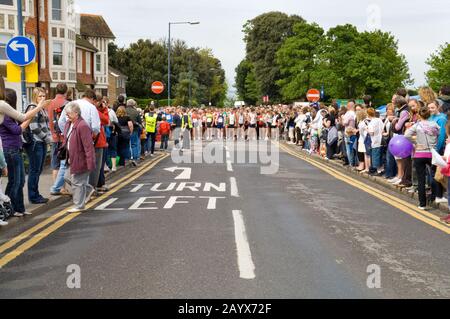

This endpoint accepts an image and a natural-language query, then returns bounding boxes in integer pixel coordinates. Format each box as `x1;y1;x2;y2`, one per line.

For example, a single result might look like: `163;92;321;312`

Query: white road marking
199;196;226;210
230;177;239;197
94;198;122;211
164;167;192;179
232;210;256;279
130;184;148;192
226;160;233;172
129;196;165;210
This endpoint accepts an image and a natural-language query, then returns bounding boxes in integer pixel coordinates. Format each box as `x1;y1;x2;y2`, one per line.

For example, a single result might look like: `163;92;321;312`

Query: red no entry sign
306;89;320;102
151;81;165;94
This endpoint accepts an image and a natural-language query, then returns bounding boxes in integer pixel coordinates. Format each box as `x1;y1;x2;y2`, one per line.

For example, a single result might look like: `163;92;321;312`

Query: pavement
1;140;450;298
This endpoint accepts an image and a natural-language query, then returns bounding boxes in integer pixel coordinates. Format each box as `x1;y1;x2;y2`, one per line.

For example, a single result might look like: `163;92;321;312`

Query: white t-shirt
368;117;384;148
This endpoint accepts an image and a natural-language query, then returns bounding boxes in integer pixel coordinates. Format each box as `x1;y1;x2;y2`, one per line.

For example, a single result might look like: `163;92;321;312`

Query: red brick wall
25;0;50;83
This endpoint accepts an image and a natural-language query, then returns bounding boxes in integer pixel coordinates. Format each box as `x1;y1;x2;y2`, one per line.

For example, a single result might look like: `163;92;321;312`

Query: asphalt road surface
1;140;450;298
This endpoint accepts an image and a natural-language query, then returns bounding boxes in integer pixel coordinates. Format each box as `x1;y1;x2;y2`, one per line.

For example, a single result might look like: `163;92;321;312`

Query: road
1;140;450;298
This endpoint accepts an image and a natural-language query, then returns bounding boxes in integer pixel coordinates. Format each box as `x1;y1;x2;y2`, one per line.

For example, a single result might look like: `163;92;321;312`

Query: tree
243;12;304;102
426;43;450;92
276;22;325;101
235;59;259;104
108;39;227;104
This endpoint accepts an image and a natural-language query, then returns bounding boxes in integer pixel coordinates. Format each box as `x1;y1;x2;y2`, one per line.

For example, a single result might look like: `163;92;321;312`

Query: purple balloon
388;135;414;158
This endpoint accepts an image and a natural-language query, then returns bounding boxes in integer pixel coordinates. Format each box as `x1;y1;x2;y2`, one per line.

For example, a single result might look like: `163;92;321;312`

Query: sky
76;0;450;96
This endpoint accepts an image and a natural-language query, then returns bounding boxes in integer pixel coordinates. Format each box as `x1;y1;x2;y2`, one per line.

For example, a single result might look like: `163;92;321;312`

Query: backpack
22;104;42;147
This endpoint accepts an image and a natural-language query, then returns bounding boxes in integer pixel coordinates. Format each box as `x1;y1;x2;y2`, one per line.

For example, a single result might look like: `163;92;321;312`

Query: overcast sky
77;0;450;95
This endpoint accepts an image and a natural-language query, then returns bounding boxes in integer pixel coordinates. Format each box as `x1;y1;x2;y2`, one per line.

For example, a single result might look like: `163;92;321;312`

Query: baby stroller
0;196;14;225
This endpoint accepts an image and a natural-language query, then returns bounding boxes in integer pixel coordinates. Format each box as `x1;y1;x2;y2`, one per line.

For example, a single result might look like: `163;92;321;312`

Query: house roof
80;14;115;39
76;35;98;52
109;66;127;79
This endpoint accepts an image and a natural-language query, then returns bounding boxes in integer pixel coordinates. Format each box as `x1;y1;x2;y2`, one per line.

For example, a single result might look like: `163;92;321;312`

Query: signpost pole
17;0;27;111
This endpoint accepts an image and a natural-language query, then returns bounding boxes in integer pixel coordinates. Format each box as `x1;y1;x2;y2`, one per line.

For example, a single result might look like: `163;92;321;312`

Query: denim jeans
371;147;382;170
147;132;157;154
345;135;357;166
130;130;140;160
50;159;66;193
25;141;47;202
4;148;26;213
385;149;397;178
160;134;169;150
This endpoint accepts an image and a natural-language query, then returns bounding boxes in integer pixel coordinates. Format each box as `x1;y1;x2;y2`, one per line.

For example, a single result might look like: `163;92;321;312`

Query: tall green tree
426;43;450;92
235;59;260;104
243;11;304;102
108;39;227;104
276;22;325;101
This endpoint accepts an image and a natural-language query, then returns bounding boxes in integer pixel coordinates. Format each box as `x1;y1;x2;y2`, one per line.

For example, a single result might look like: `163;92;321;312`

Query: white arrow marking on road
232;210;255;279
10;40;29;62
164;167;192;180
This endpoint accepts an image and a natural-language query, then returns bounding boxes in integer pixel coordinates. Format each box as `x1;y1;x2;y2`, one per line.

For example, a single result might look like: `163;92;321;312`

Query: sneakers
417;206;426;210
0;220;7;226
68;207;85;213
23;211;32;216
435;197;448;204
13;212;23;217
388;177;401;184
392;179;403;185
85;187;96;205
30;197;49;204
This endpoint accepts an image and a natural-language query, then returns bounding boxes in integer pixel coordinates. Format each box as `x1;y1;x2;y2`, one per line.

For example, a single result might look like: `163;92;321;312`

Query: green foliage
276;21;325;101
242;11;304;102
426;43;450;92
108;39;227;105
270;21;411;103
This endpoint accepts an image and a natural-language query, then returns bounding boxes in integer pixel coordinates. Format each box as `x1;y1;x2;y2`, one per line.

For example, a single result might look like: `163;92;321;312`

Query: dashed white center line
232;210;256;280
226;160;233;172
230;177;239;197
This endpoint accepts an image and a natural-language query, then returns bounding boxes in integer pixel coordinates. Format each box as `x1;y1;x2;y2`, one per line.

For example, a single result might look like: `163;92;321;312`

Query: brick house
108;66;126;102
47;0;78;97
24;0;51;93
0;0;37;103
75;35;96;98
79;13;115;97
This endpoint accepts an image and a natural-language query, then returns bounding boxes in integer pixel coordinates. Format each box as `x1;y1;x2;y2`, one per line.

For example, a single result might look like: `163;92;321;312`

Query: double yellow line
0;153;169;269
277;142;450;235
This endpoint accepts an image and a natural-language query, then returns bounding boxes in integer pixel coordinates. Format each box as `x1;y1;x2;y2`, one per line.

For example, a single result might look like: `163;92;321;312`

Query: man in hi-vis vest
145;106;159;156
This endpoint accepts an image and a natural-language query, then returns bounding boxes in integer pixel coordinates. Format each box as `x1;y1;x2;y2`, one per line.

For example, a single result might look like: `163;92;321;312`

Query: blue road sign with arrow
6;36;36;66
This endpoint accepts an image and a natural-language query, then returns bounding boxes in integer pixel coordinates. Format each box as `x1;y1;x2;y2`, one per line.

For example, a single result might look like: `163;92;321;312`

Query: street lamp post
168;21;199;107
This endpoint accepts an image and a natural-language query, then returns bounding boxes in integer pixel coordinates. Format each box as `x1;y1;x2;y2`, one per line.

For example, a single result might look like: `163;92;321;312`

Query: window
0;14;4;29
96;54;101;72
86;52;91;74
39;0;44;21
52;72;58;80
69;72;76;81
68;43;74;69
0;0;13;5
76;49;82;72
60;28;64;38
51;27;57;37
40;38;45;68
53;42;63;65
0;33;11;60
60;72;65;80
8;15;14;30
52;0;62;21
28;0;33;16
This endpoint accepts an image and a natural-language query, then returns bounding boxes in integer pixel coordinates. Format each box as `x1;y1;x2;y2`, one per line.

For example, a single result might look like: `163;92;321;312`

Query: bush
127;97;170;108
